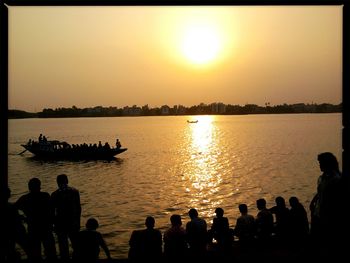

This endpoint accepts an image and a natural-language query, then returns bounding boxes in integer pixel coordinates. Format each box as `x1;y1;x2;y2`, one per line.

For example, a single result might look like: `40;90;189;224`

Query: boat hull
21;144;127;160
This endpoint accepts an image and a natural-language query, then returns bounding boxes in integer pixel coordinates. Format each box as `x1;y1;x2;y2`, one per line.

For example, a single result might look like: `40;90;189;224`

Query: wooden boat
187;120;198;123
21;139;127;160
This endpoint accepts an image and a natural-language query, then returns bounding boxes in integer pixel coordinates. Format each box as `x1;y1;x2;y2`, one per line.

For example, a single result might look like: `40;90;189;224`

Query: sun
181;24;222;65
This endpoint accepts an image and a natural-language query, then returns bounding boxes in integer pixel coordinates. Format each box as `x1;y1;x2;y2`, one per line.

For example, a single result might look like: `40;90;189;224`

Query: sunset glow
181;24;222;65
8;6;342;111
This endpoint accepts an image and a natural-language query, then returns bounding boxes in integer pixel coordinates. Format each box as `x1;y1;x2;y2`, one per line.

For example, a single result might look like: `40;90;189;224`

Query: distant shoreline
7;111;342;120
8;102;341;119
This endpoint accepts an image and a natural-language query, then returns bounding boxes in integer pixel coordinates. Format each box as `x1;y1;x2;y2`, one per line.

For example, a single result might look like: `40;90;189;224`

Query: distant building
211;102;226;114
291;103;306;113
142;104;150;114
174;105;186;115
87;106;103;113
123;105;142;116
160;105;170;115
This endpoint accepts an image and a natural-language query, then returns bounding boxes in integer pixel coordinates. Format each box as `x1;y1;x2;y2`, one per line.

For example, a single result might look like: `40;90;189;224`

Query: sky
8;6;342;112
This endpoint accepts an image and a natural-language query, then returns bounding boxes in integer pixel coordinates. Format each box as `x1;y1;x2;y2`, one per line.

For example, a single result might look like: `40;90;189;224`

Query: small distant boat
20;139;127;160
187;120;198;123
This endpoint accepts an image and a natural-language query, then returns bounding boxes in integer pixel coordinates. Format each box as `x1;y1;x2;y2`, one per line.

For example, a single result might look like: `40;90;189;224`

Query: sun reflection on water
183;115;223;215
191;115;214;153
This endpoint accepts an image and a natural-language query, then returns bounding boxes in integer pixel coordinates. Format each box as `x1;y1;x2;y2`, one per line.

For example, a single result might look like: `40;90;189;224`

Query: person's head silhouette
239;204;248;214
86;218;99;231
289;196;299;208
215;207;224;218
56;174;69;189
317;152;339;173
256;198;267;210
28;177;41;193
170;214;182;226
188;208;198;219
275;196;286;207
145;216;155;229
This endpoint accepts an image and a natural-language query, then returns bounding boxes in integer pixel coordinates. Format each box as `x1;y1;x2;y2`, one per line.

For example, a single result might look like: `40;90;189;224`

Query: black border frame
1;0;349;191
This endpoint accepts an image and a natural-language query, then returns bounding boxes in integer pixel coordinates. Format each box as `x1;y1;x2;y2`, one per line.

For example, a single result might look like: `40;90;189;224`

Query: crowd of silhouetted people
3;174;111;263
128;197;311;263
2;152;348;262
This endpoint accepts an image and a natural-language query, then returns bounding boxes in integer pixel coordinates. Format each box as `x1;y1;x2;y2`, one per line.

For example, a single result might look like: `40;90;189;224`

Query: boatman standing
116;139;121;149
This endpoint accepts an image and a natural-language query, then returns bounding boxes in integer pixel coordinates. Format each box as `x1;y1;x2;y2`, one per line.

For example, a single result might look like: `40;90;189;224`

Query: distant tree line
8;102;342;119
8;110;38;119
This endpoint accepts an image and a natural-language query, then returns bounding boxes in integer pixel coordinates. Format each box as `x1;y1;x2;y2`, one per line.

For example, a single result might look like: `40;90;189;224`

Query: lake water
8;113;342;259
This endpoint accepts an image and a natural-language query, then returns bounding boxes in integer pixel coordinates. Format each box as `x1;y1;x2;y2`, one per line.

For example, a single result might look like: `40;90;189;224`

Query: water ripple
8;114;342;259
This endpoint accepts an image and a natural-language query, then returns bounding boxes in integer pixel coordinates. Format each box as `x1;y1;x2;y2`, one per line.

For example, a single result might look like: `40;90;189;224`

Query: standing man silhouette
309;152;344;259
51;174;81;261
16;178;57;262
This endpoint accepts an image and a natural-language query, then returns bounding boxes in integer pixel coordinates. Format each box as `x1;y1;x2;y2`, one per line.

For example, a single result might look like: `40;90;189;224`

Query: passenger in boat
51;174;81;261
103;142;111;150
116;139;121;149
38;134;43;142
15;178;57;262
73;217;111;263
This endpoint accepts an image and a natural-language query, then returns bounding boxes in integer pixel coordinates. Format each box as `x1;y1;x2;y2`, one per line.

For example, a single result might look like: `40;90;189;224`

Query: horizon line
9;101;342;113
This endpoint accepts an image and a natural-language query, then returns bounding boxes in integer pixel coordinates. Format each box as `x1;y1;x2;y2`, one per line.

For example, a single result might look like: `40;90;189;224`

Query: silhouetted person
15;178;57;262
269;196;291;243
288;196;309;245
163;214;188;263
309;152;344;259
73;218;111;263
234;204;256;247
116;139;121;149
103;142;110;150
129;216;162;263
51;174;81;261
208;207;233;252
128;229;143;262
255;198;273;244
1;187;29;262
185;208;208;260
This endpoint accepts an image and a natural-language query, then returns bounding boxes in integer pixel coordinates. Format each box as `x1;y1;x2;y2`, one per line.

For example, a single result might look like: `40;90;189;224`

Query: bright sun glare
181;25;222;65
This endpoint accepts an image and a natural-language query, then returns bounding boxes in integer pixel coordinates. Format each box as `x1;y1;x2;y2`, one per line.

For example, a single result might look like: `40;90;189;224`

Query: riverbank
13;238;342;263
8;103;341;119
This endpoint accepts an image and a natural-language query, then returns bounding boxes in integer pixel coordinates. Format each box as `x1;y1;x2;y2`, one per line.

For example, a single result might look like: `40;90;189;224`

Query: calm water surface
8;114;342;259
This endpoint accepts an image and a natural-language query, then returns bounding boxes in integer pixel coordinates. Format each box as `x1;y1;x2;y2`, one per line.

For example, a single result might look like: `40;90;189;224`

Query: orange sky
8;6;342;111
